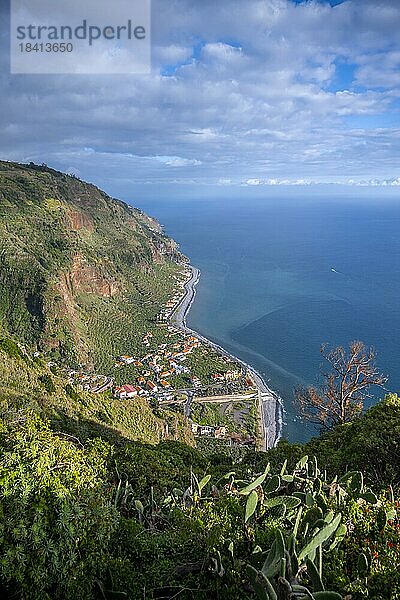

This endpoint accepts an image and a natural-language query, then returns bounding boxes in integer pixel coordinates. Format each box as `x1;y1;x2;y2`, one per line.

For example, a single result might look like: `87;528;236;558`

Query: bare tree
295;341;388;431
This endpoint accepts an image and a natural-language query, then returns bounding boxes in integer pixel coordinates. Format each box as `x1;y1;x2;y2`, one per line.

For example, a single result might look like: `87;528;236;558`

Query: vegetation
0;332;192;446
0;163;399;598
185;347;239;385
0;160;183;370
0;406;399;599
0;326;399;599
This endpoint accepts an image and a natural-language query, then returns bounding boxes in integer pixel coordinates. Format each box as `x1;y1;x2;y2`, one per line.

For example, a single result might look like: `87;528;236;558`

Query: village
113;327;251;395
113;327;258;446
68;265;260;448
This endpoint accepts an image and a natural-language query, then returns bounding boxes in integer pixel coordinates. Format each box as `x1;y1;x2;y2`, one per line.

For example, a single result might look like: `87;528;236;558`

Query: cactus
264;474;281;494
264;496;302;510
298;514;342;562
295;455;309;470
239;455;350;596
239;464;270;496
261;530;285;578
306;557;324;591
197;474;211;494
337;470;365;499
360;490;378;504
293;505;304;539
313;478;322;495
303;506;323;527
159;456;372;600
328;523;347;551
245;489;259;523
306;492;315;507
357;552;370;578
281;474;295;483
246;564;278;600
245;528;345;600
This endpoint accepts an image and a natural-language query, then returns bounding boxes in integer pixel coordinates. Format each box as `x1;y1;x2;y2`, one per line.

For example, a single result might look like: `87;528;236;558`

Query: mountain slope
0;161;184;371
0;160;193;445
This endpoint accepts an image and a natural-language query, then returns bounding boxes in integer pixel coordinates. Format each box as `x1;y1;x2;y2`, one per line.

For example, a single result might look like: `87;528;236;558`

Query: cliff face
0;161;184;367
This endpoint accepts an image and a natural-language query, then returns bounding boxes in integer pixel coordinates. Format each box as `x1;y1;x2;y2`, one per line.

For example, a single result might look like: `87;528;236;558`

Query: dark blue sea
134;192;400;442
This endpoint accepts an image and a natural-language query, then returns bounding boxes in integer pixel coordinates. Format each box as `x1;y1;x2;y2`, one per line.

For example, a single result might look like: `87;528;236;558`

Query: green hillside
0;334;192;446
0;162;399;600
0;161;183;371
0;161;196;446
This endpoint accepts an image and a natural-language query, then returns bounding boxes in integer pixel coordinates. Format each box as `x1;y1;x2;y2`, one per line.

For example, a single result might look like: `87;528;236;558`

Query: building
199;425;215;436
212;373;224;381
119;355;136;365
114;384;138;399
214;426;227;439
147;381;158;393
225;370;241;381
191;376;201;388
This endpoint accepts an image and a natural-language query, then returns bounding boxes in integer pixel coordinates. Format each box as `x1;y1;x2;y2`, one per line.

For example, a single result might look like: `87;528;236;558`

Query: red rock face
67;208;94;232
69;254;119;298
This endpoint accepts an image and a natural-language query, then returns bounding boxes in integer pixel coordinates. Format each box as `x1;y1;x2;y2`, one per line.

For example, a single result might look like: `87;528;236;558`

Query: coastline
170;265;283;449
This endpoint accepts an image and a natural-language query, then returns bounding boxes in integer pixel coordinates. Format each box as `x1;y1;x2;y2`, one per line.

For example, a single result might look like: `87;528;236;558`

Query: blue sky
1;0;399;199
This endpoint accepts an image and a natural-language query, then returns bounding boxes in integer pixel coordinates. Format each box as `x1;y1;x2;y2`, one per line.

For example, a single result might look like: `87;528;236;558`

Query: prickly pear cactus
234;456;380;599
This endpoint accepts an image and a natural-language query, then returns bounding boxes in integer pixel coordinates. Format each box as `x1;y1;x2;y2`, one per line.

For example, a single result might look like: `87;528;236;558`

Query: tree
295;341;387;431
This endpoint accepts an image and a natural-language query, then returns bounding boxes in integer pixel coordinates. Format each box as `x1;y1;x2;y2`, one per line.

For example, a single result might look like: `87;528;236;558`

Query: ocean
135;193;400;442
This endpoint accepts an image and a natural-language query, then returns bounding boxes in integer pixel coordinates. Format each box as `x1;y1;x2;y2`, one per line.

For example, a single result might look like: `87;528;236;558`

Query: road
168;265;282;449
92;377;114;394
159;391;256;405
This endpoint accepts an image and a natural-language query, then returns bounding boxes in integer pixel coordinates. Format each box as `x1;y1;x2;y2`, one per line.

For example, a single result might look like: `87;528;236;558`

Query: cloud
243;177;313;185
153;45;193;65
348;176;400;186
0;0;399;195
146;155;202;167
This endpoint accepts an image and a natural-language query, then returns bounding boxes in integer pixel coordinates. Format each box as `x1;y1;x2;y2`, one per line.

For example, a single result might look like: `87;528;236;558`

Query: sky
1;0;400;200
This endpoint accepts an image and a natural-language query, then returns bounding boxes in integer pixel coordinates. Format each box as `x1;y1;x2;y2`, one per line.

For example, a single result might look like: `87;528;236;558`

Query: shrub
0;338;23;359
0;414;118;599
38;373;56;393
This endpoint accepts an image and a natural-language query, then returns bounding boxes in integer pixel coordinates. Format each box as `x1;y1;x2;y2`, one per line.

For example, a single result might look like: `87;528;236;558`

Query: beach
171;265;282;449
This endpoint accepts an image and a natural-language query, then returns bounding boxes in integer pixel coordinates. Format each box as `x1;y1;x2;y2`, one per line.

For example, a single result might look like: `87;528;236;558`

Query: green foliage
245;490;259;523
0;332;193;448
0;413;118;599
251;394;400;491
112;439;206;498
304;393;400;489
65;382;81;401
38;373;56;393
0;338;23;359
0;405;398;599
0;160;183;367
1;162;400;599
